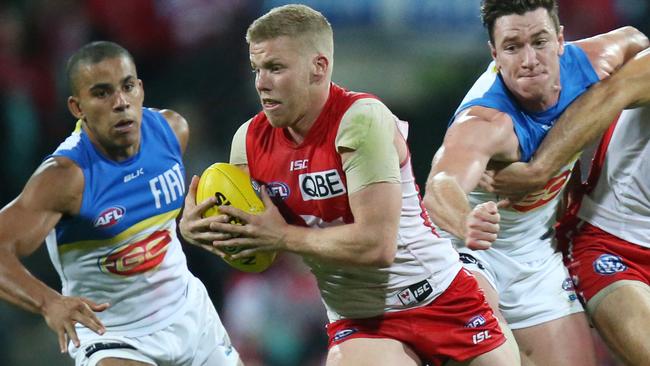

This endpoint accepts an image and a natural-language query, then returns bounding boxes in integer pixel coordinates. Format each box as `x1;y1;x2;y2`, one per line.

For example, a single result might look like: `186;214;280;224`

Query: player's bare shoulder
22;156;84;215
157;108;189;153
447;106;519;161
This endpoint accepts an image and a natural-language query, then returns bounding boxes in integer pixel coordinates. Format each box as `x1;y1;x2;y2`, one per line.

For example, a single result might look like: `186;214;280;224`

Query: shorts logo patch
562;277;574;291
397;279;433;306
465;315;487;328
593;254;627;275
459;253;485;270
472;330;491;344
333;328;358;342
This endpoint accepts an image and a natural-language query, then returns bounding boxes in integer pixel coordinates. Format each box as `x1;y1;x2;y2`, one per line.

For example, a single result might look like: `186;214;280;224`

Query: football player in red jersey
181;4;518;366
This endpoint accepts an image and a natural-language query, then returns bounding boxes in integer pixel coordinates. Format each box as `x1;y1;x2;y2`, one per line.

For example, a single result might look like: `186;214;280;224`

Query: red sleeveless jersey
246;83;375;227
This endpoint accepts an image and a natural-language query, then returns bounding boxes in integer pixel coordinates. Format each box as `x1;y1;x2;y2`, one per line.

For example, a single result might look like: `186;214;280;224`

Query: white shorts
70;276;240;366
457;248;583;329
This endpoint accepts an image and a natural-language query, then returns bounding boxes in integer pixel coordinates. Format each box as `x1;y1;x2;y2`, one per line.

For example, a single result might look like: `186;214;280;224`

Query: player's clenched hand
465;201;504;250
41;294;109;353
179;175;232;248
210;186;288;258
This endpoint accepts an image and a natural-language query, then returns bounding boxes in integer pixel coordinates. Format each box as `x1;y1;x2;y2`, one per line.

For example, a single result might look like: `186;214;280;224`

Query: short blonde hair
246;4;333;58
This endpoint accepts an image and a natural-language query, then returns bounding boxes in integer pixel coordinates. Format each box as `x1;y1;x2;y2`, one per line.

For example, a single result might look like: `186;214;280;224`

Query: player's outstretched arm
423;107;518;249
0;157;108;353
490;47;650;197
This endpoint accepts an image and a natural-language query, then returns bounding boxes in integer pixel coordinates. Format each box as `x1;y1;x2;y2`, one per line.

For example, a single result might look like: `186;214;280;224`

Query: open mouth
114;119;135;132
262;98;281;110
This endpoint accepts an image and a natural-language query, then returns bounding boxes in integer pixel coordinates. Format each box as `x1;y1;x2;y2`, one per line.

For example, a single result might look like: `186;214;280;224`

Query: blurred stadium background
1;0;648;365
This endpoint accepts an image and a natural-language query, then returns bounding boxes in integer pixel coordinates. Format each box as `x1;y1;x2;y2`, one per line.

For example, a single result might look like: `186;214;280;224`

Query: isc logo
472;330;491;344
299;169;346;201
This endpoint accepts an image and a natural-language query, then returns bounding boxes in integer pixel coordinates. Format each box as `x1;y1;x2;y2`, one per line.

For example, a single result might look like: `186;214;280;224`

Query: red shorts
566;222;650;304
326;269;505;366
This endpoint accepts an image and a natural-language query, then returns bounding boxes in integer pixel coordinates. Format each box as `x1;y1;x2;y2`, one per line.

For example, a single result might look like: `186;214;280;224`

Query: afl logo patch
562;277;574;291
94;206;125;228
267;181;290;200
465;315;487;328
593;254;627;275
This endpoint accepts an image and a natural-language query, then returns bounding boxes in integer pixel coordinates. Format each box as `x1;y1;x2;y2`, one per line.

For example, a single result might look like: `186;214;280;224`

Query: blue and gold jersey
45;108;191;337
453;43;599;162
442;44;598;261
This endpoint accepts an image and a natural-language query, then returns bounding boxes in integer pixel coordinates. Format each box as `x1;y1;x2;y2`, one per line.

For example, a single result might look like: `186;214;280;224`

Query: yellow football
196;162;276;273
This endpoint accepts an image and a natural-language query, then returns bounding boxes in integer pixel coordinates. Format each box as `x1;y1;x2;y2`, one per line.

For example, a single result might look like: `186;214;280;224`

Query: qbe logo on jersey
299;169;346;201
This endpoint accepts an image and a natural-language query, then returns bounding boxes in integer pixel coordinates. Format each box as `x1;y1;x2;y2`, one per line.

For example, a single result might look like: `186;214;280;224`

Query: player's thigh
512;312;596;366
326;338;420;366
447;339;519;366
591;281;650;365
472;271;503;321
97;358;154;366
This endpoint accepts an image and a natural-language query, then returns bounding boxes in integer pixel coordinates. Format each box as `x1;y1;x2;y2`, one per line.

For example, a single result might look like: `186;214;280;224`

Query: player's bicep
576;26;650;79
0;159;82;257
348;182;401;245
430;124;497;193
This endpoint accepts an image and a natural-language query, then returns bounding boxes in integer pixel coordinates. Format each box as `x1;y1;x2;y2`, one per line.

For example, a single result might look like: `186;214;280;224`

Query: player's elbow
617;26;650;60
623;26;649;49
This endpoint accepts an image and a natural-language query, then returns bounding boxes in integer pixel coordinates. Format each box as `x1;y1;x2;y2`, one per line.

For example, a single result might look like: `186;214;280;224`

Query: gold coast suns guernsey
45;108;190;337
442;45;599;261
246;84;461;321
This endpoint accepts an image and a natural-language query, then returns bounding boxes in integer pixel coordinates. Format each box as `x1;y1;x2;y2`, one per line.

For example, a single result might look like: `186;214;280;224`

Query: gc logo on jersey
99;230;171;276
593;254;627;275
94;206;126;228
512;170;570;212
299;169;346;201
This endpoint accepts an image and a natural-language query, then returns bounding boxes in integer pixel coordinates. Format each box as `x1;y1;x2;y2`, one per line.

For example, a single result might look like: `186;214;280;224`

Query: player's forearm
0;249;60;314
281;221;397;267
530;49;650;179
423;174;470;239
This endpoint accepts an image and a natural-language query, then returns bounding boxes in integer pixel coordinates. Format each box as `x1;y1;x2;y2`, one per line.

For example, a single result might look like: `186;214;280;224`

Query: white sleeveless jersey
579;107;650;248
45;109;192;338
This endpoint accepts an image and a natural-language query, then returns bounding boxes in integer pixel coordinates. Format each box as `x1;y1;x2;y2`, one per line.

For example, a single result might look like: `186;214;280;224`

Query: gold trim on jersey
57;209;181;254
